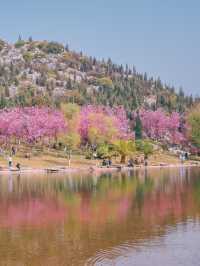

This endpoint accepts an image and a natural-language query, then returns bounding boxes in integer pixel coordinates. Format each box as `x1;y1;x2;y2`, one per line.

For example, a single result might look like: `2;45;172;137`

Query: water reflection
0;167;199;265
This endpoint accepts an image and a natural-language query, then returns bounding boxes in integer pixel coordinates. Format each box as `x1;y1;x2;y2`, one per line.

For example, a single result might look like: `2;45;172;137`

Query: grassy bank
0;147;197;170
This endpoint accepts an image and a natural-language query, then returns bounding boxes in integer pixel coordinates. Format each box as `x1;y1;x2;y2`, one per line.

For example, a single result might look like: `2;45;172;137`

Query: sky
0;0;200;96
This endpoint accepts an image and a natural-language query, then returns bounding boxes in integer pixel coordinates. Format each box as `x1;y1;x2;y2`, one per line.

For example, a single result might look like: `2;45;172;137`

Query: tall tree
134;111;142;139
187;104;200;147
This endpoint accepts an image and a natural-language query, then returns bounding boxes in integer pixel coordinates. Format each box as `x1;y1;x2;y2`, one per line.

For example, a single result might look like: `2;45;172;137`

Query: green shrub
97;77;113;89
85;150;93;160
23;52;33;62
38;41;64;54
97;144;110;159
136;140;153;156
15;40;26;48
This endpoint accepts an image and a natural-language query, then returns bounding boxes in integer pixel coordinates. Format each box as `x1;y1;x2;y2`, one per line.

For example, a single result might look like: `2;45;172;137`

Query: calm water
0;167;200;266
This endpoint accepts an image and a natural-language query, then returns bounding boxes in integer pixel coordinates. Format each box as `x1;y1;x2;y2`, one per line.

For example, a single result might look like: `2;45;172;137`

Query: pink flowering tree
138;109;185;145
78;105;133;145
0;107;66;144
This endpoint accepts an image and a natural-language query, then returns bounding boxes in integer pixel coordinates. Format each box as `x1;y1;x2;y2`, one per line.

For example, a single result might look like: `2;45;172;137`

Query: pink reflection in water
0;199;67;228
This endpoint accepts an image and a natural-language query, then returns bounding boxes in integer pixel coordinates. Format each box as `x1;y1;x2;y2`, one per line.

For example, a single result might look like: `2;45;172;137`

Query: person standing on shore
8;156;12;169
16;163;21;171
11;146;16;156
180;153;185;164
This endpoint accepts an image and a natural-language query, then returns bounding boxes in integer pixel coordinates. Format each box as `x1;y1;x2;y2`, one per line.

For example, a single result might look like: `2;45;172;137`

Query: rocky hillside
0;38;196;112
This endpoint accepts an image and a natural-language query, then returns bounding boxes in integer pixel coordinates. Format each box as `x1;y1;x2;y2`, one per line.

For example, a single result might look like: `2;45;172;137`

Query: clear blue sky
1;0;199;95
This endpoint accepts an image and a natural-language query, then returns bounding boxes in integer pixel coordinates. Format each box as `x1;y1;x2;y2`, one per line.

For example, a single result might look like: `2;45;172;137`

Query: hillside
0;38;195;112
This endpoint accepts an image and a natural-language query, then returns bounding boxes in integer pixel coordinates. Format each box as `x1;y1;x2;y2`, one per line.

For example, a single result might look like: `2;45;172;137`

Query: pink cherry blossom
138;109;185;144
78;105;133;144
0;107;66;143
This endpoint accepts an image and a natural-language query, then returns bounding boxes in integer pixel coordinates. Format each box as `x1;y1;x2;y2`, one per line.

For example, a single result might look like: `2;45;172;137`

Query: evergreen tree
134;112;142;139
65;43;69;52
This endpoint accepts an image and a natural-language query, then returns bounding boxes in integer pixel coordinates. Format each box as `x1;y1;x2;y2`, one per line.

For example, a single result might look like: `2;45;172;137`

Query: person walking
11;146;16;156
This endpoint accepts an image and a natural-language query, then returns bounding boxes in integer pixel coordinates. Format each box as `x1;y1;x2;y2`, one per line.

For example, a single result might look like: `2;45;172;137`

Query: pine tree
134;112;142;139
65;43;69;52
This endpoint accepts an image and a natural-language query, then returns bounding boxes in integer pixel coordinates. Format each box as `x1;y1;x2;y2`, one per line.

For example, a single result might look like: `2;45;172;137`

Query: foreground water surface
0;167;200;265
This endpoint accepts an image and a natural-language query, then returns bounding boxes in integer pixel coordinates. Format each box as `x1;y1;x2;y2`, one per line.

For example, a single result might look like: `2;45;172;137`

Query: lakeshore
0;147;199;175
0;159;199;175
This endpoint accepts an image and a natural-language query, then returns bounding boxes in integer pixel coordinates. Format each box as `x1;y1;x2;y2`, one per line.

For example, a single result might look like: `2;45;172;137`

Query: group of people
102;158;112;167
7;146;21;171
127;156;148;167
101;156;148;168
8;156;21;171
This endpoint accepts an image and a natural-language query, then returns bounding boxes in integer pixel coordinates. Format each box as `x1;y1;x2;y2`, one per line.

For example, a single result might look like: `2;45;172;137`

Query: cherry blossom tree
138;109;184;145
0;107;66;144
78;105;133;145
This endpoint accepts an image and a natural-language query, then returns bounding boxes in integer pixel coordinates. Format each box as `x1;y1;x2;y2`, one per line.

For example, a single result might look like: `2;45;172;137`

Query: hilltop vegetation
0;37;196;112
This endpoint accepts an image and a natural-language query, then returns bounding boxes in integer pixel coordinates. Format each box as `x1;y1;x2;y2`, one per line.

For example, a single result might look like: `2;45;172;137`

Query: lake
0;167;200;265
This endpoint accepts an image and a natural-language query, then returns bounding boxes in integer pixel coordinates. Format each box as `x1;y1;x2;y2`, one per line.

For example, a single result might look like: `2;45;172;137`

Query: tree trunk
120;154;126;164
68;150;71;167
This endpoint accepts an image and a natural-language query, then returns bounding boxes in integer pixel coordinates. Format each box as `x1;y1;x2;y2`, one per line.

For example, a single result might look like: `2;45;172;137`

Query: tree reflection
0;168;199;265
